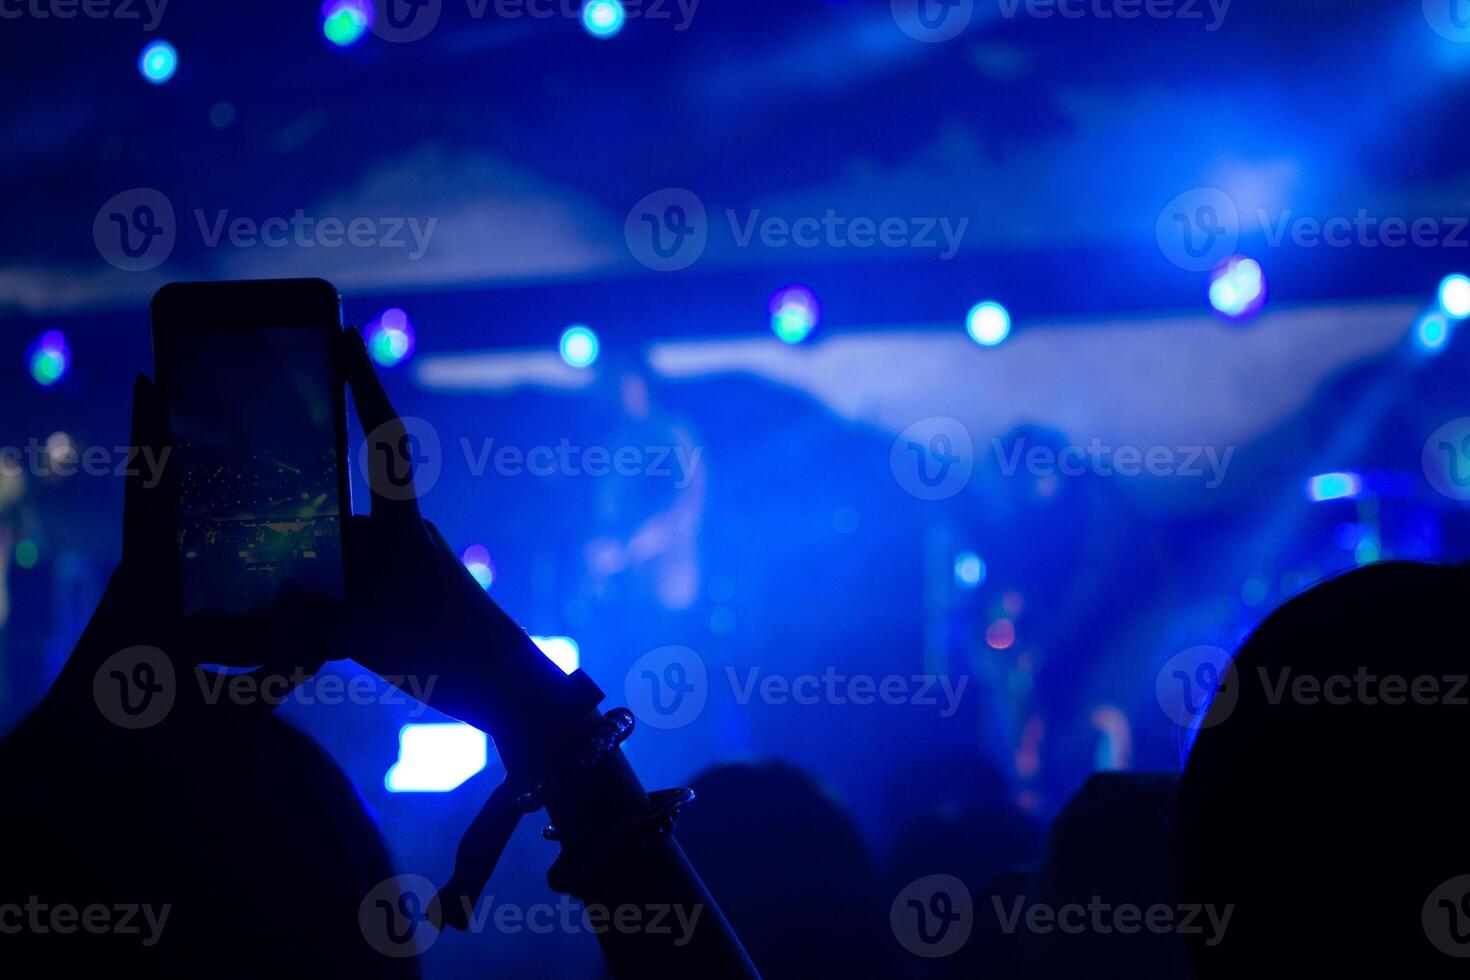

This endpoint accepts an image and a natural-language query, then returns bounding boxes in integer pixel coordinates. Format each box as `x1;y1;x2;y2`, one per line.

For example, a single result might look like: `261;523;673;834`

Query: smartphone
151;279;350;619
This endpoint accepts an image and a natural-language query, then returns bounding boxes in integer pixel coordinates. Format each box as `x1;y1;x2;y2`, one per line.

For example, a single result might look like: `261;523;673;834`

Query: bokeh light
322;0;372;47
954;550;986;589
1415;310;1452;353
769;285;821;344
560;325;600;368
138;40;177;84
1306;471;1362;502
966;301;1011;346
366;308;416;368
462;544;495;590
986;618;1016;650
45;432;78;476
1438;274;1470;319
582;0;626;38
1208;256;1267;320
28;331;70;387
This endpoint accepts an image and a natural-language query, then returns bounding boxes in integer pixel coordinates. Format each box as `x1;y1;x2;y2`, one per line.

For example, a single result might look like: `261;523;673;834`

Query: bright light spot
138;40;178;84
966;301;1011;347
582;0;625;37
1416;310;1452;352
1306;471;1363;502
1439;274;1470;319
366;308;416;368
385;724;488;792
28;331;70;387
954;550;986;589
769;285;820;344
14;540;38;570
560;325;600;368
1208;256;1267;320
462;544;495;590
1355;537;1380;565
322;0;371;46
531;635;580;675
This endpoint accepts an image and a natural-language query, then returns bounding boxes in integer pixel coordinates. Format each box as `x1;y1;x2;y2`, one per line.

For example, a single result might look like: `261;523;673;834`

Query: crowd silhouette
3;335;1468;977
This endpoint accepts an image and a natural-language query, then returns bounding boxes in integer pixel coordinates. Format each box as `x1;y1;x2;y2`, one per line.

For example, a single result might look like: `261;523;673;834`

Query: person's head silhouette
1178;561;1470;975
0;688;417;977
675;761;896;979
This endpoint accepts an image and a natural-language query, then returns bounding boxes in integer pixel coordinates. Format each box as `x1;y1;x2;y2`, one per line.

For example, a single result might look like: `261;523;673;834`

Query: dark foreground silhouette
0;332;757;978
1179;560;1470;976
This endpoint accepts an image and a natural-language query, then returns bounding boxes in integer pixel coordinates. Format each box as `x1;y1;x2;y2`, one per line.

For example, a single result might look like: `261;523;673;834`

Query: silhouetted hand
50;375;175;705
340;328;565;763
54;375;340;722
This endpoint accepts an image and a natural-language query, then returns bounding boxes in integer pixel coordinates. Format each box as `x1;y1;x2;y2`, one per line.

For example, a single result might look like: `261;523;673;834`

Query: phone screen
162;326;344;617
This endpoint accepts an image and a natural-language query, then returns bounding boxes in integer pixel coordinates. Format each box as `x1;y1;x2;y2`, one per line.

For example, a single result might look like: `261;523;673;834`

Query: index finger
343;327;422;519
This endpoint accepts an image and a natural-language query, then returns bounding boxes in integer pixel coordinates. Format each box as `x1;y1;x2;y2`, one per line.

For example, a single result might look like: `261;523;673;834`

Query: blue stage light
966;302;1010;347
385;724;488;792
1306;472;1362;502
531;635;580;675
462;544;495;590
769;285;820;344
560;325;600;368
954;551;986;589
1438;274;1470;319
366;308;416;368
27;331;70;387
138;40;177;84
582;0;625;37
1416;310;1452;352
1208;256;1266;320
322;0;371;46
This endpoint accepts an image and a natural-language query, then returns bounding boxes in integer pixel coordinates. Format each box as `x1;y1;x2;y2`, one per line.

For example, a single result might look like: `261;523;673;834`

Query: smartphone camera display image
152;280;349;618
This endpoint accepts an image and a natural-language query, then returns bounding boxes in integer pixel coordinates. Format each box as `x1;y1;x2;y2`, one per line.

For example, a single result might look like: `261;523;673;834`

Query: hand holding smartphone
151;279;350;625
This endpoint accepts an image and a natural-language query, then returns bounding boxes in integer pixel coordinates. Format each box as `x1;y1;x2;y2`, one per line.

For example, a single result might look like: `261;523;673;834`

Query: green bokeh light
29;349;65;386
323;7;368;46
